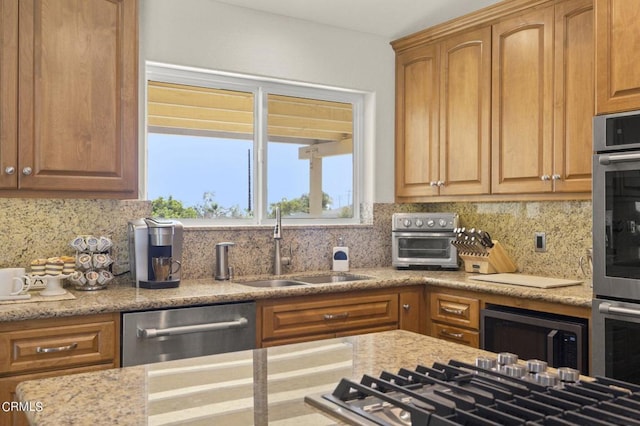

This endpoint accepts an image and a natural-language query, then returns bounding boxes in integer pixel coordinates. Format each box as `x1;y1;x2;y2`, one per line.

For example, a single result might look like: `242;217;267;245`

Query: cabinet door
17;0;137;195
0;0;18;190
399;286;425;334
595;0;640;114
395;44;439;198
439;27;491;196
491;7;554;194
553;0;594;193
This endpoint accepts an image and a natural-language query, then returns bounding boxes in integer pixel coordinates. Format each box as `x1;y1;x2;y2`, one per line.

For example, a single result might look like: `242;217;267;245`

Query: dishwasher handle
137;317;249;339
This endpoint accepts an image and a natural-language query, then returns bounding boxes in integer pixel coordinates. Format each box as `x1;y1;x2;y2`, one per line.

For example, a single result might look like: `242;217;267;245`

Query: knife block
458;241;517;274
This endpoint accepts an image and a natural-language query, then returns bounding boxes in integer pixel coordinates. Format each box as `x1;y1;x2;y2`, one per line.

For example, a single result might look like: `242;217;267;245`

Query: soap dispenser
332;237;349;272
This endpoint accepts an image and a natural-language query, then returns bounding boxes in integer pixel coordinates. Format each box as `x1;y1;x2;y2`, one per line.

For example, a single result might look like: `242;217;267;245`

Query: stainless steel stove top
306;355;640;425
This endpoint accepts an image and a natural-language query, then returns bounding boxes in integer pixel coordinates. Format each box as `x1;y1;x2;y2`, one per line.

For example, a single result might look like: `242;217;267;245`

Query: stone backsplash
0;199;592;283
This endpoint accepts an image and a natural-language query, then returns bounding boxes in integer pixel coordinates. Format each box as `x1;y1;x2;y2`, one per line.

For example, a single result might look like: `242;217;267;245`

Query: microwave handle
598;153;640;165
547;329;558;367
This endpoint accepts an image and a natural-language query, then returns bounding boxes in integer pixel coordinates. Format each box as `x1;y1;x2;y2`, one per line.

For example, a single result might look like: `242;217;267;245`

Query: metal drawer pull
36;342;78;353
403;304;411;311
137;317;248;339
440;329;464;339
441;306;465;315
599;302;640;318
323;312;349;320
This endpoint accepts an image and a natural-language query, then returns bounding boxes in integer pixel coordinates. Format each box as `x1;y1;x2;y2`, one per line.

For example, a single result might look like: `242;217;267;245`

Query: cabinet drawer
430;323;479;348
0;318;116;376
429;292;480;329
262;293;399;341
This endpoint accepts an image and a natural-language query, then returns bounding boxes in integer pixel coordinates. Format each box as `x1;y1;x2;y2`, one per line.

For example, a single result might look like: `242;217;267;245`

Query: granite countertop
16;330;499;425
0;268;593;322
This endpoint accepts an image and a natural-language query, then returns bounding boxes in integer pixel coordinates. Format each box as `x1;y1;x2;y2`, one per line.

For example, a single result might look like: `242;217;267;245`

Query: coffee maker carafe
128;218;183;289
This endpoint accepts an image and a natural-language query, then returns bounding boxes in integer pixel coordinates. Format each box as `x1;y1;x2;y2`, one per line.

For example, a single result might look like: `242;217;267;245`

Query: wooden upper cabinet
0;0;138;197
554;0;594;192
439;27;491;196
595;0;640;114
491;6;555;194
395;43;440;198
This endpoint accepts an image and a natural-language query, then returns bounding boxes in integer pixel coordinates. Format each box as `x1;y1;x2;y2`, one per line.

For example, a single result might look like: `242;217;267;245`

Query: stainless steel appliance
592;110;640;382
391;212;459;269
306;355;639;425
121;302;255;367
128;218;183;289
481;304;588;374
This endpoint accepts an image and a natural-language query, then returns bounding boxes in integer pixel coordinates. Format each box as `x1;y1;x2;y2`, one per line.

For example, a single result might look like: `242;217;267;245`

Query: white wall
140;0;396;203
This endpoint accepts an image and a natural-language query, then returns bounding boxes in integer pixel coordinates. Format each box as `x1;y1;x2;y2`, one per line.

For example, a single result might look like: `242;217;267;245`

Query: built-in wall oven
592;109;640;383
391;212;459;269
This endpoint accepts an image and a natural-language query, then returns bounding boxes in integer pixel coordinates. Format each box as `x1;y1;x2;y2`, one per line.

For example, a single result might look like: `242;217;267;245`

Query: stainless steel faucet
273;207;283;275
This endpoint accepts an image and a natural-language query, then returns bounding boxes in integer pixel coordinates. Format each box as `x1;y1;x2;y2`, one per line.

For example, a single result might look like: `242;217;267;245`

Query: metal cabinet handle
437;180;445;187
22;167;33;176
36;342;78;353
429;181;438;187
439;329;464;339
541;175;551;181
551;174;561;181
441;306;465;316
138;317;248;338
323;312;349;320
4;166;15;175
402;304;410;311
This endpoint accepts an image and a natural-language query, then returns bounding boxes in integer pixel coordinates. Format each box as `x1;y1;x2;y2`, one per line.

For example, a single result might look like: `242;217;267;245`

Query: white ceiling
213;0;503;39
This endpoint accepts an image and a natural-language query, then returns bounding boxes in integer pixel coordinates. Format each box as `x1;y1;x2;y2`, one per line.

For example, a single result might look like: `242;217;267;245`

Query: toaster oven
391;212;459;269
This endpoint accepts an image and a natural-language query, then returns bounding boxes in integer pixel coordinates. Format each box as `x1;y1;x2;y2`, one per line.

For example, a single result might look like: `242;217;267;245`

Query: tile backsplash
0;198;591;282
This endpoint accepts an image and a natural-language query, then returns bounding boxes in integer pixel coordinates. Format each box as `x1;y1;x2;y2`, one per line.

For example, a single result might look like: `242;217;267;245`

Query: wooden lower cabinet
257;287;425;347
0;313;120;426
430;322;480;347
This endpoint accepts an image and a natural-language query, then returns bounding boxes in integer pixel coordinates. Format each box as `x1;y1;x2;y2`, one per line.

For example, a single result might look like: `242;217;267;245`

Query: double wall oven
593;109;640;384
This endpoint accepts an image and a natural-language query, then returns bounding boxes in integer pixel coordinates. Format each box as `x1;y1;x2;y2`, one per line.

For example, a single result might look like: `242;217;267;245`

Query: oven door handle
598;153;640;165
598;302;640;317
137;317;249;338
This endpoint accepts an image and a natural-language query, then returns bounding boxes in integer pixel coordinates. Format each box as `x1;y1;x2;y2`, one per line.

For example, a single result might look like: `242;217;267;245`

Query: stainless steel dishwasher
121;301;256;367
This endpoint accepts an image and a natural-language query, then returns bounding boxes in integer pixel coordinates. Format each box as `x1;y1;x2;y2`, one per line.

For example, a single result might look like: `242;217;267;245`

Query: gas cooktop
306;354;640;425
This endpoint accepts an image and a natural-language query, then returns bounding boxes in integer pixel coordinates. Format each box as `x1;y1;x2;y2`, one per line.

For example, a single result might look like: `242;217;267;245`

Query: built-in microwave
481;304;588;374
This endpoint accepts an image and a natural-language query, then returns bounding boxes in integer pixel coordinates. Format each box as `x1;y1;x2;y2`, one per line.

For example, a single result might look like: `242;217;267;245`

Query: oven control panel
392;212;458;232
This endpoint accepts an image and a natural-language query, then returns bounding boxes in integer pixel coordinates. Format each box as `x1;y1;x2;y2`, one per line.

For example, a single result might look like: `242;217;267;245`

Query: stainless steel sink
294;274;372;284
237;279;308;288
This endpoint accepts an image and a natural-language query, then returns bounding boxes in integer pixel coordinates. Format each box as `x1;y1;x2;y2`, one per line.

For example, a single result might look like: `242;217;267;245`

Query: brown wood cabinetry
393;0;594;201
257;287;425;348
0;0;138;198
395;27;491;199
491;6;555;194
429;291;480;347
492;0;594;194
595;0;640;114
0;313;120;426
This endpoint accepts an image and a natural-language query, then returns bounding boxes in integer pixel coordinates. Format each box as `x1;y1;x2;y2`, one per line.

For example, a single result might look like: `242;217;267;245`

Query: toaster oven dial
427;219;435;227
415;219;424;227
439;219;448;227
403;219;412;228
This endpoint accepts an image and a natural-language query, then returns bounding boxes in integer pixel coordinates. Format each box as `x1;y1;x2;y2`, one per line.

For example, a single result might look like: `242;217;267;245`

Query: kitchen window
145;62;364;225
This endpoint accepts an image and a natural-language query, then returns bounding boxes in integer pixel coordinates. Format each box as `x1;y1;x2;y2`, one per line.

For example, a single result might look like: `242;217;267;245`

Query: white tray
468;273;582;289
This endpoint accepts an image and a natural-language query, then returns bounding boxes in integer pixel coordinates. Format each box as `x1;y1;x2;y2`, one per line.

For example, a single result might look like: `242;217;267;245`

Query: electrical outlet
535;232;546;252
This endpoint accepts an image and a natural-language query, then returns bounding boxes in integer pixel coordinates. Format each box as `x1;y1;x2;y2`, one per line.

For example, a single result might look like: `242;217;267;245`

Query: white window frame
144;61;365;227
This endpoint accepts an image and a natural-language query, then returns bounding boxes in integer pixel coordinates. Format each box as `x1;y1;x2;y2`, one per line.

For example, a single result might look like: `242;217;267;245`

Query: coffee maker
128;218;183;289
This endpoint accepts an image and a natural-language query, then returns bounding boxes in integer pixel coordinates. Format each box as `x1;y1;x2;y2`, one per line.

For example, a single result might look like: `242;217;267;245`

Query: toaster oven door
392;232;457;268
